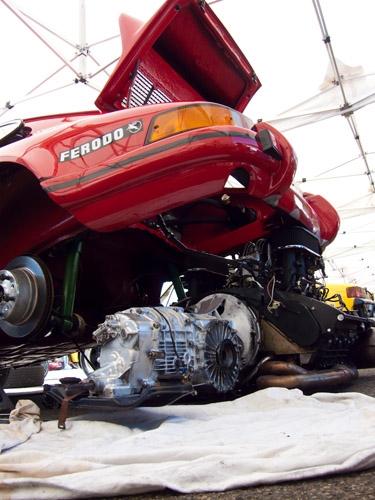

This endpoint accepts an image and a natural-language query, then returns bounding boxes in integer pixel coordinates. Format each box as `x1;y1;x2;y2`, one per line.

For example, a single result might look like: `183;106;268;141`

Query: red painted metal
303;192;340;248
0;0;345;373
95;0;260;113
0;0;340;264
0;99;339;258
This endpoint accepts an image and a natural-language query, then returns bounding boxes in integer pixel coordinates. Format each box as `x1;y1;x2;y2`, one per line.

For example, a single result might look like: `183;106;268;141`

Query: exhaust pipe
256;360;358;391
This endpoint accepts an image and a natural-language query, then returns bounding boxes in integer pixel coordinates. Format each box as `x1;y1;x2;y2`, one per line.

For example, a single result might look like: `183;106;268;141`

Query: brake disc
0;255;53;338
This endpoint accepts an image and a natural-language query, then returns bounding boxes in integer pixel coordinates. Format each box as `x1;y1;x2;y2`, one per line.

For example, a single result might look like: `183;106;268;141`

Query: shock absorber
50;239;85;337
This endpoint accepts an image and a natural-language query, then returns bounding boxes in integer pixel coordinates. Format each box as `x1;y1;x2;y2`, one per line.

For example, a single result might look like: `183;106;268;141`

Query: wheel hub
0;255;53;338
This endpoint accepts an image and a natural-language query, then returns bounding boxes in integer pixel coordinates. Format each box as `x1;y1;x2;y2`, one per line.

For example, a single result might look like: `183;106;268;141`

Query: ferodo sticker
58;119;143;162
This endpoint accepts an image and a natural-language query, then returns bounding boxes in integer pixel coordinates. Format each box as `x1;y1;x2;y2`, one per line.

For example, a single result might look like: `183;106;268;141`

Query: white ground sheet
1;388;375;499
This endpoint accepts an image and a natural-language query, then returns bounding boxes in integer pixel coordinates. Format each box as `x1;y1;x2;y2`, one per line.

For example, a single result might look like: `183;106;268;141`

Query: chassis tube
60;240;83;332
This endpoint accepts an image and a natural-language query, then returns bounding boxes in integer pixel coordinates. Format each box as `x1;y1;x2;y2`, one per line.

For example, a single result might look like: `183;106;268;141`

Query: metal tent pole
312;0;375;193
78;0;88;82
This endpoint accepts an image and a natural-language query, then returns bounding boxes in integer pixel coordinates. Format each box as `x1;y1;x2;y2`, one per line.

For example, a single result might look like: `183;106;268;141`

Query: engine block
88;305;244;399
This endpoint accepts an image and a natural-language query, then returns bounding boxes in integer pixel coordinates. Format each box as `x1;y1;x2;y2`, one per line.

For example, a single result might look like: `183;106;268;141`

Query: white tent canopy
1;0;375;289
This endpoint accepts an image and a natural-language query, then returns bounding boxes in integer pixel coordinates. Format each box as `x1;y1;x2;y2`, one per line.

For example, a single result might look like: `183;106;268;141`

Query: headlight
146;103;253;144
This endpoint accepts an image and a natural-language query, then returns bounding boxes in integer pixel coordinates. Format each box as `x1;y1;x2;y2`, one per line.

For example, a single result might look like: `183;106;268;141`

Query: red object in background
346;286;367;299
48;360;63;371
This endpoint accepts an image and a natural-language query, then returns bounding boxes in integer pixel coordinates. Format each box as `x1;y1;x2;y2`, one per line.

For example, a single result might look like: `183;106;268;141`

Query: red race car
0;0;372;409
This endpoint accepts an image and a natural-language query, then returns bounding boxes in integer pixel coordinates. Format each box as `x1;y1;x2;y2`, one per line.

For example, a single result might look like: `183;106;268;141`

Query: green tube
60;240;83;332
168;262;186;301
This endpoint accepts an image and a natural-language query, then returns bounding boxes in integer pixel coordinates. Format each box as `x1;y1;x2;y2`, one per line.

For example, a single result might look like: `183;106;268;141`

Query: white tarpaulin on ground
2;388;375;499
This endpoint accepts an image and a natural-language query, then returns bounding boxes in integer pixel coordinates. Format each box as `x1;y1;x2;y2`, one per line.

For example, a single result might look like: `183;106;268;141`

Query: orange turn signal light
147;103;252;143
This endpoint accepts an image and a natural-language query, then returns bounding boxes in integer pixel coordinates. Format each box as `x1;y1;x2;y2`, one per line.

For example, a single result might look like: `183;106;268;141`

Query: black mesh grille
270;226;321;255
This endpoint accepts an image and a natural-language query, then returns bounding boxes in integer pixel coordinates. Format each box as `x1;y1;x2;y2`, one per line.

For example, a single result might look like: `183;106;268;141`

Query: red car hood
95;0;260;113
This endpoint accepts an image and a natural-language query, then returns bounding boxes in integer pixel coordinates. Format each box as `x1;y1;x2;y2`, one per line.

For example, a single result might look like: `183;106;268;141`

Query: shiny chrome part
276;244;321;258
0;268;37;324
194;293;260;367
88;304;244;400
256;360;358;391
0;255;53;338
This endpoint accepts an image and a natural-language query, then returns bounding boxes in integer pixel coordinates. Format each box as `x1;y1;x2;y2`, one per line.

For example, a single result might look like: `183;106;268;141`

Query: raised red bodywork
0;0;348;390
0;0;339;269
0;103;339;264
95;0;260;113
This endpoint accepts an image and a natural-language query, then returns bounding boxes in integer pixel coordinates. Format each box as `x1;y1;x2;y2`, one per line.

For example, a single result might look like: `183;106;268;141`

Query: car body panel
95;0;260;113
0;100;339;257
